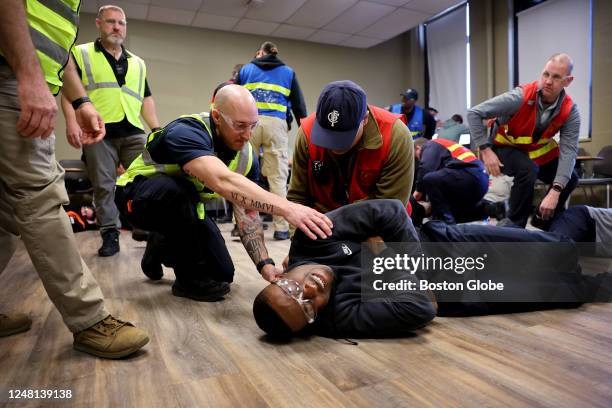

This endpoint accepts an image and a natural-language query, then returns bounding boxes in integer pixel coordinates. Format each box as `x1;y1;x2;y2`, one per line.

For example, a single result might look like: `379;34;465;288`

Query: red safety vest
302;105;412;214
491;81;573;165
432;138;478;163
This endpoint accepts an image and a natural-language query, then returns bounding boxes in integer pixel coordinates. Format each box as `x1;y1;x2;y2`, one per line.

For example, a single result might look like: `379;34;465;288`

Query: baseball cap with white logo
311;80;368;150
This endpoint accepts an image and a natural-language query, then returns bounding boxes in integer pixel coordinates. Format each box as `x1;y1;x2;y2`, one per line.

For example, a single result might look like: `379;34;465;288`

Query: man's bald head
214;84;257;118
547;53;574;76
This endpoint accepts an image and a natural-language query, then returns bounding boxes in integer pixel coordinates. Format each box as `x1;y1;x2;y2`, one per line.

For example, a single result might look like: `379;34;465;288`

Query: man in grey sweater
467;53;580;228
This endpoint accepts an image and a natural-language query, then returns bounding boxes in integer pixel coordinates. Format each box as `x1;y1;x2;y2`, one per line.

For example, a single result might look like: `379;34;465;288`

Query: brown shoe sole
73;336;149;359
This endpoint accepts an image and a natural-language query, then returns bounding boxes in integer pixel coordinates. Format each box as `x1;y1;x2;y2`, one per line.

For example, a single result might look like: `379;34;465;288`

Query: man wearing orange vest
467;53;580;228
288;80;414;214
413;138;489;224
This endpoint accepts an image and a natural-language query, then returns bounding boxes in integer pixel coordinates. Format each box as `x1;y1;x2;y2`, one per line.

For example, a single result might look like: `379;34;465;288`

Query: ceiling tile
104;0;150;20
199;0;248;18
117;0;152;5
233;19;280;36
368;0;410;6
403;0;460;15
307;30;351;45
285;0;358;28
244;0;307;23
192;12;239;30
272;24;316;40
151;0;202;11
147;6;196;25
340;35;383;48
359;7;427;39
323;1;395;35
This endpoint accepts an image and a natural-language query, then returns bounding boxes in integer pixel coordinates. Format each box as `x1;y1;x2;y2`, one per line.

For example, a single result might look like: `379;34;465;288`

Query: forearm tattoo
234;205;268;267
230;191;275;214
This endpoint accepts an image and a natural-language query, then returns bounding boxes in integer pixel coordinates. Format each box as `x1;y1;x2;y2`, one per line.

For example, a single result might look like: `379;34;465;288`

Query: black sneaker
484;201;507;221
98;229;120;257
132;228;150;242
273;230;290;240
141;234;163;280
171;279;230;302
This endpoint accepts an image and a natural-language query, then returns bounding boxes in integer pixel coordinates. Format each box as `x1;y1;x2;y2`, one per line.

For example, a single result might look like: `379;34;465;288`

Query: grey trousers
83;132;146;233
0;64;108;333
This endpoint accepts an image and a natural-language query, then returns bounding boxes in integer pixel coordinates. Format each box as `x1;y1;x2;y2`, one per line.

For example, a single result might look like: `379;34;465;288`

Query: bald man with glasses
467;53;580;229
115;85;332;302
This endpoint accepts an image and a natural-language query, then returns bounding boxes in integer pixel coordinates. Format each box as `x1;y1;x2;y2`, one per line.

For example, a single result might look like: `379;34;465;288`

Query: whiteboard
517;0;591;139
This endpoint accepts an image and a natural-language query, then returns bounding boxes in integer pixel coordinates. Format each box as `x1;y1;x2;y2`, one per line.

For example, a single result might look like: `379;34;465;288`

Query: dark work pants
421;166;489;223
549;205;596;242
116;176;234;286
494;146;579;227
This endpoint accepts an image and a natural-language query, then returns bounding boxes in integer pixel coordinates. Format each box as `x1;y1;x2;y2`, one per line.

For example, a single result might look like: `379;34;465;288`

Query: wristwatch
551;184;563;193
256;258;275;273
71;96;91;110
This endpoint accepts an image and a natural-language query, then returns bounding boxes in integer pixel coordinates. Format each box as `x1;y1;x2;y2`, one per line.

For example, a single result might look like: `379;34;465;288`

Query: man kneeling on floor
116;85;332;302
253;200;609;340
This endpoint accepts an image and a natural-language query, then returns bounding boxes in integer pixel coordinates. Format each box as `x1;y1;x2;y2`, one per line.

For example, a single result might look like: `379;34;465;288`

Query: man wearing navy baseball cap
388;88;436;140
287;79;414;235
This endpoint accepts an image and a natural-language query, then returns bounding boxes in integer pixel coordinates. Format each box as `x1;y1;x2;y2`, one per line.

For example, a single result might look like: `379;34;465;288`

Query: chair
576;145;612;208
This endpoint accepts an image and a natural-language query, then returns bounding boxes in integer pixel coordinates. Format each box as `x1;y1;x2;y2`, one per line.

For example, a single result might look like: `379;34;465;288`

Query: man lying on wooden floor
253;199;611;341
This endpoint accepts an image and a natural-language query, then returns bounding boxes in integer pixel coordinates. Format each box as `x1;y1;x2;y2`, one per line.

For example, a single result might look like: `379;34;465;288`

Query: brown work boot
0;313;32;337
73;315;149;359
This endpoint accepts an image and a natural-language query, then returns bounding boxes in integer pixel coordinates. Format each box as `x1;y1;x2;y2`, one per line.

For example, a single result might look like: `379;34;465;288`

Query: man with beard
61;4;160;257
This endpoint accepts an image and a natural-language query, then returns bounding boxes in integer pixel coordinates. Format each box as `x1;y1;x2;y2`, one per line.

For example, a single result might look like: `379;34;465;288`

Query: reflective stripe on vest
302;105;407;213
490;80;573;165
433;138;477;162
407;105;424;139
116;113;253;219
240;63;293;119
74;42;145;128
0;0;81;95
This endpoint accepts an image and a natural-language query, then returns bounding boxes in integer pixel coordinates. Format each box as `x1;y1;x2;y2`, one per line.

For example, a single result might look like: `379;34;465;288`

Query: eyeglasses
541;71;569;83
273;278;316;323
102;18;127;27
217;110;259;133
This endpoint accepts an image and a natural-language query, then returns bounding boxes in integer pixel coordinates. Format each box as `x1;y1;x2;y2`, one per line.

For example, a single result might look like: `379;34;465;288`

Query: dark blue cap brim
310;118;359;150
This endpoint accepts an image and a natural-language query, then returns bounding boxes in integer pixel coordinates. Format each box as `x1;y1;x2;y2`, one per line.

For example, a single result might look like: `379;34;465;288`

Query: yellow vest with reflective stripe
72;42;145;129
0;0;80;95
117;113;253;219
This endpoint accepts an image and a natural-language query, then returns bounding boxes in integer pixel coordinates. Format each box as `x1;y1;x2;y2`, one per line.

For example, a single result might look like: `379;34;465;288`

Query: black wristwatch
551;184;563;193
256;258;275;273
71;96;91;110
151;127;162;132
479;143;493;150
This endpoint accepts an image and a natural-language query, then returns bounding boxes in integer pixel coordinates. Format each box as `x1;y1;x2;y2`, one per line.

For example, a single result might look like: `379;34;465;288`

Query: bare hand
66;121;83;149
538;190;560;220
282;255;289;271
261;264;284;282
413;191;423;201
16;76;57;139
284;202;333;240
75;103;105;145
480;147;503;177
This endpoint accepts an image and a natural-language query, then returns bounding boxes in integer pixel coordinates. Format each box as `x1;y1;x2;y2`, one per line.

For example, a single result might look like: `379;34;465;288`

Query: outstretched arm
183;155;332;240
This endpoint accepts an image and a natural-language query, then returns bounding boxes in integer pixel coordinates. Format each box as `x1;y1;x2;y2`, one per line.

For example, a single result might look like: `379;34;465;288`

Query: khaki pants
0;64;108;333
250;115;289;232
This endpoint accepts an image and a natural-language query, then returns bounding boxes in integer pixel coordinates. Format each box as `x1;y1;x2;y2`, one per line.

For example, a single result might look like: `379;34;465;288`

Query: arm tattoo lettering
230;191;275;214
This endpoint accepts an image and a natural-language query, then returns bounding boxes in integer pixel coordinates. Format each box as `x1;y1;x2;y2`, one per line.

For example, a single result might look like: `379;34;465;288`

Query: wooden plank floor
1;224;611;407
